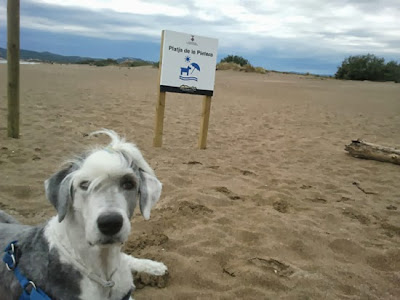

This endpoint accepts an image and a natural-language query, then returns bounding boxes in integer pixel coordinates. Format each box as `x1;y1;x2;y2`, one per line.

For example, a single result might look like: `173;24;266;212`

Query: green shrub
335;54;399;82
94;58;118;67
216;62;267;74
383;61;400;83
77;59;97;65
120;60;151;67
78;58;118;67
220;55;249;66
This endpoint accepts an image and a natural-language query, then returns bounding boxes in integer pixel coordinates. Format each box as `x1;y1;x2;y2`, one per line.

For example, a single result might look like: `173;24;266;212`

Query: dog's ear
138;170;162;220
45;164;76;222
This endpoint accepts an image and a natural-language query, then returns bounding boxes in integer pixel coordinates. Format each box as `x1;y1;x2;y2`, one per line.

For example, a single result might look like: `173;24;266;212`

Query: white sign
160;30;218;96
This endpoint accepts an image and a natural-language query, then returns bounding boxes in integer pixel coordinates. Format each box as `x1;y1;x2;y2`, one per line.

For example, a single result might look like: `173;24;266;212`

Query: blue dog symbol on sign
180;66;192;76
179;58;200;82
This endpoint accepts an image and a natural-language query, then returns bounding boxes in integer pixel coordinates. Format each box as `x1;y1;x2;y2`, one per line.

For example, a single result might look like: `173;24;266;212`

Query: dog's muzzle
97;213;123;236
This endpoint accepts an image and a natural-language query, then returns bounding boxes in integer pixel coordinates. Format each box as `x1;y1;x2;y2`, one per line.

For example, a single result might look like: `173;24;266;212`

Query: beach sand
1;64;400;299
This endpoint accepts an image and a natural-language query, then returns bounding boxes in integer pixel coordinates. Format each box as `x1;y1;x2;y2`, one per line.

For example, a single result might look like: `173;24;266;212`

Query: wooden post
198;95;212;149
7;0;20;138
153;91;166;147
153;30;165;147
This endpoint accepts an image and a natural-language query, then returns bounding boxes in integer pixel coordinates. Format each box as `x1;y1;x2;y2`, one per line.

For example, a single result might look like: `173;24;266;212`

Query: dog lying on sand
0;130;167;300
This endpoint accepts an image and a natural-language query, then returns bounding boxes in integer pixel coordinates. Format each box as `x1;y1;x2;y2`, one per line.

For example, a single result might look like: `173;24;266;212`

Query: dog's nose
97;213;123;236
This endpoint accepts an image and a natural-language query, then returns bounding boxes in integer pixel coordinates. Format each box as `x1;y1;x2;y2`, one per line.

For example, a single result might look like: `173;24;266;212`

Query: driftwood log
345;139;400;165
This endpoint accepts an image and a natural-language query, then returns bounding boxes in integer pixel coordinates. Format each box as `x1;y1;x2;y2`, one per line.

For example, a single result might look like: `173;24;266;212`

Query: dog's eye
121;180;135;190
79;181;90;191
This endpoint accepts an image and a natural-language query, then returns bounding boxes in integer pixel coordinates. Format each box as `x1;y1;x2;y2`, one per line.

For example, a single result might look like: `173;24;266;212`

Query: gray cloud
0;0;398;74
6;0;395;56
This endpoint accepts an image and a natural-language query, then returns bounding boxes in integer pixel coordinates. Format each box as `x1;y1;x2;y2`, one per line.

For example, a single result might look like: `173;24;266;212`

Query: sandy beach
0;64;400;299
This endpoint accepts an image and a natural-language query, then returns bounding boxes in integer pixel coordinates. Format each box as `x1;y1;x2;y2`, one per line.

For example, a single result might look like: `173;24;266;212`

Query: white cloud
1;0;398;73
21;15;161;40
33;0;189;16
22;0;400;56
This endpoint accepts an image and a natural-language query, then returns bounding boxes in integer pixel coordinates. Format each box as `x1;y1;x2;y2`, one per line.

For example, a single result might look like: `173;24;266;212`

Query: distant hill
0;48;152;65
0;47;96;63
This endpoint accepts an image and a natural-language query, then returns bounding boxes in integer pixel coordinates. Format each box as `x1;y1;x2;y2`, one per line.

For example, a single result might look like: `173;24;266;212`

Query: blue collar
3;241;51;300
4;240;134;300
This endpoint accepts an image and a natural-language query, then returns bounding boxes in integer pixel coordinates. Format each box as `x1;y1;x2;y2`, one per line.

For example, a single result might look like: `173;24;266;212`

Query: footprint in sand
32;155;41;161
207;165;220;170
214;187;242;200
248;257;294;277
380;222;400;237
305;197;327;204
337;196;353;202
183;161;203;165
329;238;365;259
177;201;214;216
238;169;256;176
366;250;400;271
342;208;370;225
386;205;397;210
300;185;312;189
124;232;169;252
273;200;290;213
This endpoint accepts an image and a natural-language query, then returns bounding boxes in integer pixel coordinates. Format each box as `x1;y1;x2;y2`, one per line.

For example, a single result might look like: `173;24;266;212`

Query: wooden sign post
7;0;20;138
153;91;166;148
153;30;218;149
198;95;211;149
153;31;166;148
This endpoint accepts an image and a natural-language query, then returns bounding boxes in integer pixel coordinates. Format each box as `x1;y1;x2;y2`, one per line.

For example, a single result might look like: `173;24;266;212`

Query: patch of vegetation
217;62;267;74
335;54;400;83
78;58;118;67
254;67;267;74
242;64;256;72
77;58;156;68
218;56;267;74
220;55;249;66
217;62;243;71
119;60;153;67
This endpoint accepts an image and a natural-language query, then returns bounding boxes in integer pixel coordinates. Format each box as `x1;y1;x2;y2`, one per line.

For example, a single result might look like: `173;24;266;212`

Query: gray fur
45;163;78;222
138;170;148;218
0;211;20;224
0;131;164;300
126;168;141;218
0;215;82;300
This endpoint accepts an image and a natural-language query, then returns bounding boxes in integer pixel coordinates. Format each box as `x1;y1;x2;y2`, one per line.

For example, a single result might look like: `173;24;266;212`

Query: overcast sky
0;0;399;74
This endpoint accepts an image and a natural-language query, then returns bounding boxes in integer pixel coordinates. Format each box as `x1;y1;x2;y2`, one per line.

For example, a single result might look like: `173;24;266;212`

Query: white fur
90;129;155;176
45;217;134;299
123;254;168;276
43;130;167;299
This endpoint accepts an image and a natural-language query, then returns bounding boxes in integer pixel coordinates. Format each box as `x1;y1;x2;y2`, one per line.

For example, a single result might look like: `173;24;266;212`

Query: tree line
219;54;399;83
335;54;400;83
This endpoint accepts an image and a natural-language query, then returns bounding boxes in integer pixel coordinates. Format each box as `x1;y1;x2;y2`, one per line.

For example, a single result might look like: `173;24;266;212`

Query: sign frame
153;30;218;149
